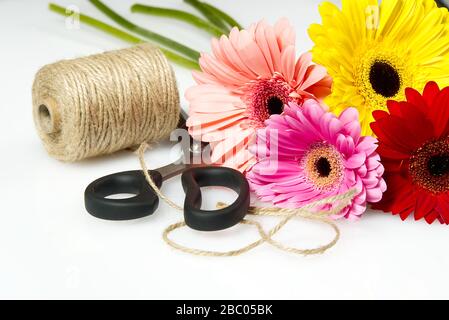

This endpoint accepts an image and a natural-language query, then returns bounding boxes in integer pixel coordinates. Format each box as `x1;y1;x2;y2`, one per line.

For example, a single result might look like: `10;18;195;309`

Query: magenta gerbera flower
186;18;332;172
246;100;386;220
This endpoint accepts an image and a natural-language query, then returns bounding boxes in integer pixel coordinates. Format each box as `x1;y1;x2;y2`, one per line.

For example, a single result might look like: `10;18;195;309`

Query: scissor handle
181;167;250;231
84;170;162;221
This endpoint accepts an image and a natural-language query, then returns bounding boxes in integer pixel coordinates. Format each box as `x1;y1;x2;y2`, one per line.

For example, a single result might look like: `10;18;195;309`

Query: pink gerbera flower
186;18;332;172
246;100;386;220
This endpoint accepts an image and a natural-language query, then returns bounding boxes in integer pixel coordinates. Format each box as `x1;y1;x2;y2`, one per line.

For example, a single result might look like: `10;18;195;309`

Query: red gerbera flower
370;81;449;225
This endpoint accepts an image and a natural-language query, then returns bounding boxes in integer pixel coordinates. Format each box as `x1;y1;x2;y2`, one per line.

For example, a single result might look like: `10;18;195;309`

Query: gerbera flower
186;18;332;172
308;0;449;135
246;100;386;220
371;81;449;225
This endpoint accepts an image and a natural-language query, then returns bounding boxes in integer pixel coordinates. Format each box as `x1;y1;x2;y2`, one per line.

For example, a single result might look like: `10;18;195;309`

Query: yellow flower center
355;46;413;112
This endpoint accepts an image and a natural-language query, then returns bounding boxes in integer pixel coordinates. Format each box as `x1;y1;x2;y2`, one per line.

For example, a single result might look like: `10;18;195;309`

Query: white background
0;0;448;300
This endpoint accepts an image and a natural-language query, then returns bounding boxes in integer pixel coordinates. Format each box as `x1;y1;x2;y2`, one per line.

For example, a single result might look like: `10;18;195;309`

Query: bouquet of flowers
51;0;449;225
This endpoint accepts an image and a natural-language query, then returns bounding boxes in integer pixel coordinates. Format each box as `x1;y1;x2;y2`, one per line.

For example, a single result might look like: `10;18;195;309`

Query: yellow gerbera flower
309;0;449;135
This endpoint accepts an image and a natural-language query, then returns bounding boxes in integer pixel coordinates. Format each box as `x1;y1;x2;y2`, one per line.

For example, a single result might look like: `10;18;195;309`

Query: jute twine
137;143;357;257
32;44;180;161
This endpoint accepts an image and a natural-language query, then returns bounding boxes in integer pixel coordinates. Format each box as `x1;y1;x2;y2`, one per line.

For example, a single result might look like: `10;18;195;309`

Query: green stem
184;0;230;33
50;3;142;44
131;4;225;37
89;0;200;61
49;3;200;70
201;2;243;30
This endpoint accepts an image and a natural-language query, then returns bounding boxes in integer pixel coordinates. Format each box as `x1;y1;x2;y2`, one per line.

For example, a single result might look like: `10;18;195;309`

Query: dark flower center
369;61;401;98
410;139;449;194
244;75;296;128
427;154;449;177
303;143;343;191
316;157;332;177
267;96;284;115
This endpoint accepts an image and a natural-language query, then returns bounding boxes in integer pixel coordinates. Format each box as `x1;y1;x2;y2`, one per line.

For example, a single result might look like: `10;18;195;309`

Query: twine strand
162;220;268;257
138;142;184;211
138;143;357;257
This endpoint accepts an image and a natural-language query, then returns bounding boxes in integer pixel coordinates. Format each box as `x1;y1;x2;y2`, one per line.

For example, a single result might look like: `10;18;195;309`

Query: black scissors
84;111;250;231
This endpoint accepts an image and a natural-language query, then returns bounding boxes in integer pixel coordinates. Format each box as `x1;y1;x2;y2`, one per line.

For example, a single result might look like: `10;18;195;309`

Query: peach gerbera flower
186;18;332;172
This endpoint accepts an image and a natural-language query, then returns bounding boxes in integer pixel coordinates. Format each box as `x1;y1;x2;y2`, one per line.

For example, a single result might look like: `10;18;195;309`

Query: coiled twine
32;44;180;161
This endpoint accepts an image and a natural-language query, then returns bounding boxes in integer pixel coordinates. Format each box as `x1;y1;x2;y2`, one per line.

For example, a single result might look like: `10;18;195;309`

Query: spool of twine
32;44;180;161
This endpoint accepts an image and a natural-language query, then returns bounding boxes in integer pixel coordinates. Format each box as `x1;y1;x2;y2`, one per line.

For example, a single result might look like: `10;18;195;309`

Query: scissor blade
176;109;189;130
155;108;210;180
155;157;189;181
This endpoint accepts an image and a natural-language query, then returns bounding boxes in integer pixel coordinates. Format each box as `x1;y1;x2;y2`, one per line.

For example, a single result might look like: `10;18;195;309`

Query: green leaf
131;4;226;37
89;0;200;61
184;0;230;33
49;3;200;70
201;2;243;30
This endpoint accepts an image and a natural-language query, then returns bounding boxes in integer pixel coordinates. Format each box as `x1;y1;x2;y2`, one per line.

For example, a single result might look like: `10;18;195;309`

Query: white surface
0;0;448;300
